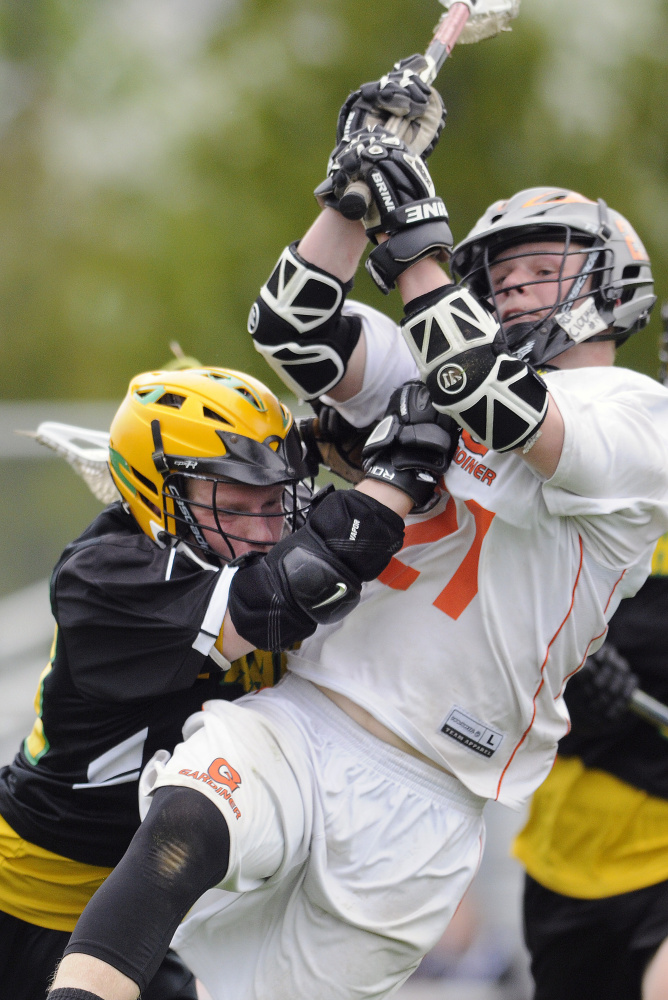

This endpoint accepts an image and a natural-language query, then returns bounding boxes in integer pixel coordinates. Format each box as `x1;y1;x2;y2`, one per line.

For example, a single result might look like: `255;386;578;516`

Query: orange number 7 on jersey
378;497;495;620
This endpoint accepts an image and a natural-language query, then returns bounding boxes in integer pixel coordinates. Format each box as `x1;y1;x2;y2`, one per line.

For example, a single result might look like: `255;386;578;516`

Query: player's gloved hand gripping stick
328;0;521;221
326;129;453;294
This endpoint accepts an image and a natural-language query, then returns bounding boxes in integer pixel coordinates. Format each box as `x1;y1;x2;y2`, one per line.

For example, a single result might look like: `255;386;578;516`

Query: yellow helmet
108;367;309;558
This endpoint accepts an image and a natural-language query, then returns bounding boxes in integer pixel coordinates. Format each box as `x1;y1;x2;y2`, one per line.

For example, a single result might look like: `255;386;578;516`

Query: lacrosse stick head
26;423;121;504
108;367;311;559
438;0;520;44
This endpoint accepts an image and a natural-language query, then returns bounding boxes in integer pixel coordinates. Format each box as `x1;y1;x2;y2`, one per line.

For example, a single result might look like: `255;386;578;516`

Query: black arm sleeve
63;786;230;994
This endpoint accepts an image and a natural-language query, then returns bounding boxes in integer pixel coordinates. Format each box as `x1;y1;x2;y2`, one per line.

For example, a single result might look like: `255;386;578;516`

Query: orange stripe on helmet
520;191;596;209
614;217;649;261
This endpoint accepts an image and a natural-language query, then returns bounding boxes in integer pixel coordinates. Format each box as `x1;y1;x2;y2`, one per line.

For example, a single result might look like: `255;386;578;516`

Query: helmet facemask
470;228;610;367
150;418;311;564
162;472;307;563
451;189;656;368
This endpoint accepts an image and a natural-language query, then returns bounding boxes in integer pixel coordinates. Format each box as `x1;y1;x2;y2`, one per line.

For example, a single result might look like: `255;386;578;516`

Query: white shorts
140;674;486;1000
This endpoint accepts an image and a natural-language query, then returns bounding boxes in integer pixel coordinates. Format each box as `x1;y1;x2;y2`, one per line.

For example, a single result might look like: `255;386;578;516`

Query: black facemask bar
163;473;312;563
478;234;609;348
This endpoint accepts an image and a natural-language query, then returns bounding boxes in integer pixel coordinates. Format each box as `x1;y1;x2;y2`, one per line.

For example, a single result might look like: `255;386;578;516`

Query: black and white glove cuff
401;284;548;452
366;216;453;295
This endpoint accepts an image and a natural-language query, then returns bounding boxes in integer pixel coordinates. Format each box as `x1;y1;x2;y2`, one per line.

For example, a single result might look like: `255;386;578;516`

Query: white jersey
293;302;668;809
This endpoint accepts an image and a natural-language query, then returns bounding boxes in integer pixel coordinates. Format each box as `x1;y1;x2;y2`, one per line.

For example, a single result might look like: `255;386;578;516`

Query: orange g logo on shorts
208;757;242;792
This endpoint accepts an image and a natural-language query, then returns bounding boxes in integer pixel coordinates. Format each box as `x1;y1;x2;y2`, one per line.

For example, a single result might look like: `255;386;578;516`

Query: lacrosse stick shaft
338;2;472;220
629;688;668;737
424;2;471;82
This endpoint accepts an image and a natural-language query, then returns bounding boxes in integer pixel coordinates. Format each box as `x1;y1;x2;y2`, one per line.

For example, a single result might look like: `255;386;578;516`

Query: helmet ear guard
451;188;656;367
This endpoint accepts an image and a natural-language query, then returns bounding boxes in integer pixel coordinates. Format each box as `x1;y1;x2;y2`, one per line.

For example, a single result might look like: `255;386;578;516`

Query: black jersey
559;574;668;800
0;503;282;867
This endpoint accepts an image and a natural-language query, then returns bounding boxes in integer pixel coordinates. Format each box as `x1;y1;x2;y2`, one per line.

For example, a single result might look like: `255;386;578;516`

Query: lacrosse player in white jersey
50;63;668;1000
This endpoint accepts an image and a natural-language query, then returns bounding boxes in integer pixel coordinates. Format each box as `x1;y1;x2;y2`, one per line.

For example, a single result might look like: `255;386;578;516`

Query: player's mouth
501;308;524;325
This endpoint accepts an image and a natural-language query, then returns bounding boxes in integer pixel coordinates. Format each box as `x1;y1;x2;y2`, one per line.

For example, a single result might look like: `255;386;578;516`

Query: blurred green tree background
1;0;667;402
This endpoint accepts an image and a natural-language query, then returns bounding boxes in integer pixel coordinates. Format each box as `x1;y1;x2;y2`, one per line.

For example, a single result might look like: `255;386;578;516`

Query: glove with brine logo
323;128;453;294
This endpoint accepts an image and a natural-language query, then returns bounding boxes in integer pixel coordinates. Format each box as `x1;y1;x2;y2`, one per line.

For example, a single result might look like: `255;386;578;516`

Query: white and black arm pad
248;242;362;400
227;488;404;652
401;284;549;452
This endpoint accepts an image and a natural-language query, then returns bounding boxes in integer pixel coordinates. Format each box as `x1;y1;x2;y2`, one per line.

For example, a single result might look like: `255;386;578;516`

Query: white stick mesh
25;422;121;504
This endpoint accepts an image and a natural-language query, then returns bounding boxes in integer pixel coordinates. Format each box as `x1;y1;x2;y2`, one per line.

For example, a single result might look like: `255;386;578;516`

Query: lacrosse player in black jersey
514;537;668;1000
0;363;428;1000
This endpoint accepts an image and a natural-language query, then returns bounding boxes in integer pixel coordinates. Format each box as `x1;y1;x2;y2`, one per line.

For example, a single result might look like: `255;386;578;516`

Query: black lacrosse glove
337;54;446;158
327;129;452;293
362;379;459;510
298;401;374;484
228;487;404;650
564;642;639;730
314;56;446;215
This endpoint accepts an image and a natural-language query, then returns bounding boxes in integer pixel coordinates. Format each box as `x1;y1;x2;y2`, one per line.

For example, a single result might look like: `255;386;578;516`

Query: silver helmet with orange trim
108;366;310;561
451;187;656;366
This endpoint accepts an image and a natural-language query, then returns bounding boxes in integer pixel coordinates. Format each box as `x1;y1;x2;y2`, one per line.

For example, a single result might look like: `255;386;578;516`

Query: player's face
187;478;286;560
488;240;591;328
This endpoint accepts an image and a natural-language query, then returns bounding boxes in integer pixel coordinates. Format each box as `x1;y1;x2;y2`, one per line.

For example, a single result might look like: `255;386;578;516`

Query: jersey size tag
555;296;608;343
440;706;505;757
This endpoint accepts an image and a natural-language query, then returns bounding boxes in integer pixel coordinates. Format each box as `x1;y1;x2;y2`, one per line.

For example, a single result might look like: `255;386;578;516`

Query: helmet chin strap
550;199;611;326
152;417;219;558
553;243;604;325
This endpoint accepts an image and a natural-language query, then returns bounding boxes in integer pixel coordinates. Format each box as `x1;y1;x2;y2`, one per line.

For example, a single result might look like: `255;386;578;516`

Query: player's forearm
355;479;415;518
50;953;138;1000
396;253;451;304
297;207;368;282
513;396;565;479
220;611;256;661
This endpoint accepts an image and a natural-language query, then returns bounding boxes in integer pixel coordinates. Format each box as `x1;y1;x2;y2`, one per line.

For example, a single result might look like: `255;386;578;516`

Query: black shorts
523;873;668;1000
0;909;198;1000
